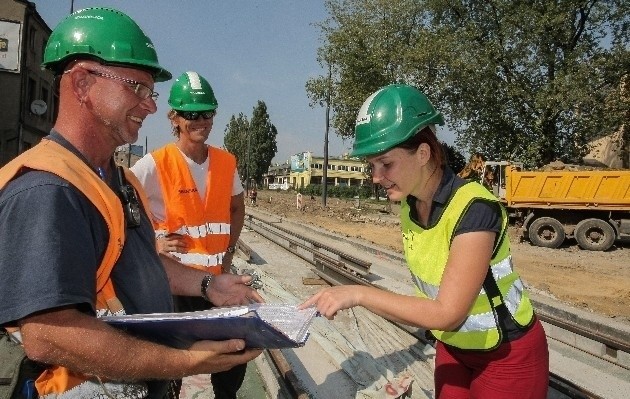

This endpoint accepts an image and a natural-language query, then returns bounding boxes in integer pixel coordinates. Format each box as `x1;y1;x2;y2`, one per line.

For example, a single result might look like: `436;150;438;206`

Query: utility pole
246;129;251;196
70;0;74;13
322;63;331;207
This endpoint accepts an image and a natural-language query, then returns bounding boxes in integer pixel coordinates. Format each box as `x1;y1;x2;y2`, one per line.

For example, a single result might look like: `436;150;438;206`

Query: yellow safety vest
0;139;150;397
152;144;235;274
401;182;534;350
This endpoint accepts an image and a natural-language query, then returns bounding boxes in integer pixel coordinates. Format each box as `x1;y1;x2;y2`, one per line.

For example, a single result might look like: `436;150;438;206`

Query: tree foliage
223;102;278;186
249;101;278;184
307;0;629;167
444;143;467;174
223;112;249;179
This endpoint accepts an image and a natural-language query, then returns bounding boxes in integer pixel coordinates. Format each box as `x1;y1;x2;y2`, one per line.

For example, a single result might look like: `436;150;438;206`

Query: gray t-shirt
0;133;173;397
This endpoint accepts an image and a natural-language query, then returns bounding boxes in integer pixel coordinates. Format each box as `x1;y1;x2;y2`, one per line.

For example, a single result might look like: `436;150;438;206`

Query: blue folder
102;304;317;349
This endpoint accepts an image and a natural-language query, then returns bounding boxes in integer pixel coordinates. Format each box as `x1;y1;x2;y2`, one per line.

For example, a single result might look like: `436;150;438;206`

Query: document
102;304;317;349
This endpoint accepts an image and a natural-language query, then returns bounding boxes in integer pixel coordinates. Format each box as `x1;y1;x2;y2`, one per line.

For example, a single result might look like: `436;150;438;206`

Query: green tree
444;143;466;174
223;113;249;182
248;101;278;185
224;102;279;187
307;0;629;167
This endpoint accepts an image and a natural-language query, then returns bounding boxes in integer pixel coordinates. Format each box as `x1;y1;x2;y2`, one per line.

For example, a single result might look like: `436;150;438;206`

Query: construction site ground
251;189;630;324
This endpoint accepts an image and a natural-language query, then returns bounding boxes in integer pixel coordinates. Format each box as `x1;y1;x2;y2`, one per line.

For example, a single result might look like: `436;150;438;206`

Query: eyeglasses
88;71;159;101
176;110;217;120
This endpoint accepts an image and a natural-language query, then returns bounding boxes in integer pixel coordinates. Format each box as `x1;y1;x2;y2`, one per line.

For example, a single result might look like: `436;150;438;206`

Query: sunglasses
177;110;217;120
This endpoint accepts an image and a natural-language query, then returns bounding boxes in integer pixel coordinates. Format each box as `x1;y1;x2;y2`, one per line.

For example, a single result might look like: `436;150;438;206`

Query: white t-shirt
131;147;244;222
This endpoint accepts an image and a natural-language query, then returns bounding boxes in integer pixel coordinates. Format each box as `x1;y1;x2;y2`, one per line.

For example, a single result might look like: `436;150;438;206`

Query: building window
41;86;49;119
6;137;18;158
29;27;36;52
26;77;36;110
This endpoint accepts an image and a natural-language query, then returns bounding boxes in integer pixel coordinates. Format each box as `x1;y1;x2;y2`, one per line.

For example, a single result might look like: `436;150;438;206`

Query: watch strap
201;274;213;302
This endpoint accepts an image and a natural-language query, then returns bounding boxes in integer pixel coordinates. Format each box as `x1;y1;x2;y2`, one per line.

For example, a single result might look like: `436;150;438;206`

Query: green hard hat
168;71;218;111
352;84;444;157
42;7;171;82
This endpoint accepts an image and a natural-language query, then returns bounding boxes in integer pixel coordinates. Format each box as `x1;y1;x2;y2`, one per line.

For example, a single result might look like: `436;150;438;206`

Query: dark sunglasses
177;110;216;120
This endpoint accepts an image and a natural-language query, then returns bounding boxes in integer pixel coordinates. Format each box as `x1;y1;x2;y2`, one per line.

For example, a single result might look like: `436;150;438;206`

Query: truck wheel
574;218;615;251
528;217;565;248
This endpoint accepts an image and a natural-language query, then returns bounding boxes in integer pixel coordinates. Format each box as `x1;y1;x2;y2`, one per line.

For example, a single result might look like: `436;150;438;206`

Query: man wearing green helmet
132;71;247;399
0;8;260;399
302;84;549;398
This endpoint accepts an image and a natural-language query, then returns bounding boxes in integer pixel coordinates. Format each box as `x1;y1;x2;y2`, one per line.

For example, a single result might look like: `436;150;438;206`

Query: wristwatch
201;274;213;302
226;245;236;254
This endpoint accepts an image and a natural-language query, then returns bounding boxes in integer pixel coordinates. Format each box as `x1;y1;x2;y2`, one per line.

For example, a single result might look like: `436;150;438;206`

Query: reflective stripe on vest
155;222;231;238
152;144;235;274
411;255;526;333
0;140;150;398
401;181;534;350
170;251;226;268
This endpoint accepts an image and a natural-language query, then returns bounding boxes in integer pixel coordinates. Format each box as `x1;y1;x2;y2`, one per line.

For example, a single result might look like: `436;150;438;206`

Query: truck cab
481;161;523;200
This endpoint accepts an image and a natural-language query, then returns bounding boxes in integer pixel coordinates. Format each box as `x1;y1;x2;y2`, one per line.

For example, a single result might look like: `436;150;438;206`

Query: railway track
242;211;630;399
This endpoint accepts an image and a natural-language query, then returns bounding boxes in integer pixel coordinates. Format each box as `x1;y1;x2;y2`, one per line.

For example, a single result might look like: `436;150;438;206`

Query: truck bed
505;169;630;210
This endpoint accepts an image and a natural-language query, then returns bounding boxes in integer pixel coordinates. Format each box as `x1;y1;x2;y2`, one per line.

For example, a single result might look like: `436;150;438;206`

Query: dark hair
167;109;180;137
396;126;446;168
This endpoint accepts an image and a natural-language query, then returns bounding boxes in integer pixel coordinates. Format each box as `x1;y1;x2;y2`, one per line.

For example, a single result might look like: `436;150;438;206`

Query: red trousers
434;319;549;399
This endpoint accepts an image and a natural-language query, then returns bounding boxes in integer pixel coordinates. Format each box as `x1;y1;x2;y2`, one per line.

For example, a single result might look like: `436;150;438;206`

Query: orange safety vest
0;139;150;397
152;143;235;274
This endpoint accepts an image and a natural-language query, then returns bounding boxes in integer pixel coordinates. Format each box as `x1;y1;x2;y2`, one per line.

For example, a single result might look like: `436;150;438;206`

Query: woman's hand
298;286;362;319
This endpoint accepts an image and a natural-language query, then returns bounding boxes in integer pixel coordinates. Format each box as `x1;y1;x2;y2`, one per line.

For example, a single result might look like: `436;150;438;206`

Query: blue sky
31;0;455;163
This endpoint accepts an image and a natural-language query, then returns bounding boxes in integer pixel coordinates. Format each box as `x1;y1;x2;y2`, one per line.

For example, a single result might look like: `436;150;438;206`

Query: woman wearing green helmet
301;84;549;398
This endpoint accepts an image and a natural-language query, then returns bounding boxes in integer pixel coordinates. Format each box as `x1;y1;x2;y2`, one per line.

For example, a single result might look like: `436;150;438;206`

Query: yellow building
287;152;368;190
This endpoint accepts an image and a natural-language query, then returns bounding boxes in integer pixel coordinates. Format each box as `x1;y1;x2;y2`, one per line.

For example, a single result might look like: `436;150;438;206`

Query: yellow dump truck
483;161;630;251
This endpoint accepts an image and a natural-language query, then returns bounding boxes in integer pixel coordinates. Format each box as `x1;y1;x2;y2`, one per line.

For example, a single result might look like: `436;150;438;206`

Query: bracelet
201;274;213;302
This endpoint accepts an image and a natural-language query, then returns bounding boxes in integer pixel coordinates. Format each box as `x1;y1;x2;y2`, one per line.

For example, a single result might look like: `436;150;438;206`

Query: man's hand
208;274;263;306
187;339;262;374
157;233;187;254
